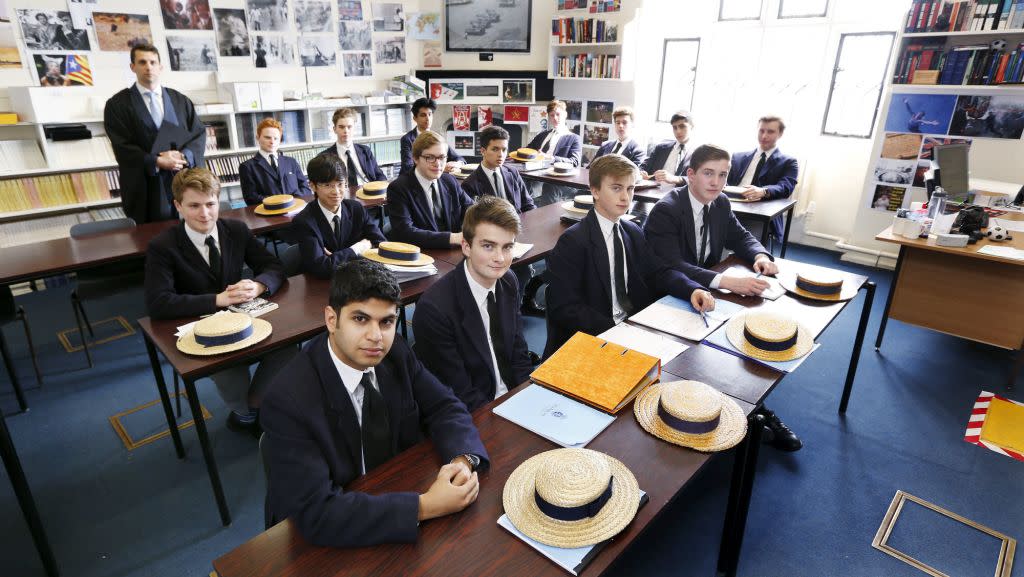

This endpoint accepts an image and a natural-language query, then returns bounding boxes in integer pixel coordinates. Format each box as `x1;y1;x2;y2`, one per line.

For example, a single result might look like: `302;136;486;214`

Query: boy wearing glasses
386;131;473;249
292;154;385;278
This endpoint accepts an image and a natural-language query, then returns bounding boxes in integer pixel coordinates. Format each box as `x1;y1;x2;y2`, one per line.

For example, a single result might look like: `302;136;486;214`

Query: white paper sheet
598;323;688;366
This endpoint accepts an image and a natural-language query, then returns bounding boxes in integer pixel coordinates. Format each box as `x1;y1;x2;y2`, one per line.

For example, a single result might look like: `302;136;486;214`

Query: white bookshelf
548;5;639;81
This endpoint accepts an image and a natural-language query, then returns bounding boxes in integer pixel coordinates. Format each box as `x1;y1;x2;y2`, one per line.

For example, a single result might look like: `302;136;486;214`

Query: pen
700;310;709;328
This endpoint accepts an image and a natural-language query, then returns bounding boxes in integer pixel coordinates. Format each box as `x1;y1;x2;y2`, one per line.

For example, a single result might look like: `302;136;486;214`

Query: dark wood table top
425;203;571;267
137;261;454;381
212;383;755;577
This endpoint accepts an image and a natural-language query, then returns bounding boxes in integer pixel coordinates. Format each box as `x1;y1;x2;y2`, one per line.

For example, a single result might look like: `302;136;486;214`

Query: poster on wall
430;81;464;101
253;34;296;67
871;158;915;186
883;94;955;135
299;35;335;66
374;36;405;64
68;0;97;29
295;0;332;33
880;132;923;160
17;10;91;51
504;105;529;124
342;52;372;76
430;78;505;104
586;100;614;124
246;0;289;32
213;9;249;56
94;13;153;52
949;95;1024;139
423;41;441;67
338;0;363;20
409;12;440;41
0;24;22;69
563;99;582;121
584;124;608;146
372;2;404;32
33;53;92;86
339;20;371;50
478;105;493;130
529;106;548;132
446;0;531;53
869;184;907;212
160;0;213;30
502;79;534;104
449;130;475;155
167;35;218;71
452;105;471;131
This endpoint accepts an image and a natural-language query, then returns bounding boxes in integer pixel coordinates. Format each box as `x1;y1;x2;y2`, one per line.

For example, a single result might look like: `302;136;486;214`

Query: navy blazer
526;129;582;166
386;170;474;249
644;186;770;288
261;333;488;547
399;128;464;175
640;140;692;177
144;219;285;319
727;148;799;239
593;139;647;167
414;261;532;412
318;143;387;182
290;199;386;279
239;152;312;206
543;210;703;358
459;165;535;214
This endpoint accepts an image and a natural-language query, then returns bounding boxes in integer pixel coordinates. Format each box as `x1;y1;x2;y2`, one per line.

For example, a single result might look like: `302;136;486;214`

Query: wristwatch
454;453;481;472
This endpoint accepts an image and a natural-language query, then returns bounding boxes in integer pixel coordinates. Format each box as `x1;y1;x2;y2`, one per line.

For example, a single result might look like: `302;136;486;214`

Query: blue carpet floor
0;244;1020;577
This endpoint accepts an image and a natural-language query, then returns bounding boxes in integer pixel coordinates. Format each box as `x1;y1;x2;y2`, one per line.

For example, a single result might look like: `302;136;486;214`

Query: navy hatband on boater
195;324;254;347
743;327;797;352
573;199;593;210
795;277;842;295
262;197;296;211
378;246;420;262
534;478;614;522
657;399;721;434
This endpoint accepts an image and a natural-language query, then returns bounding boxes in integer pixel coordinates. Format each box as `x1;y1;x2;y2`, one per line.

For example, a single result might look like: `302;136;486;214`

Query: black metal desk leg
840;282;876;414
780;206;795;258
399;305;408;340
1008;348;1023;391
0;330;28;412
143;335;185;458
181;377;232;526
0;411;60;577
759;217;770;248
875;245;905;351
717;413;765;577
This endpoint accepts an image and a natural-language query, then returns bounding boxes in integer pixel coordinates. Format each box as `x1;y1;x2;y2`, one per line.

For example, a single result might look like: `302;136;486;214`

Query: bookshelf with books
548;2;637;81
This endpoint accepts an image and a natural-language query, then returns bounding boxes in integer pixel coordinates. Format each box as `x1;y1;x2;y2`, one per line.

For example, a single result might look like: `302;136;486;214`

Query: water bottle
927;187;947;220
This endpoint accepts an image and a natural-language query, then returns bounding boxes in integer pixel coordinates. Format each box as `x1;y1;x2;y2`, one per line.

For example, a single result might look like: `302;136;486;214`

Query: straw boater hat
546;161;579;177
725;311;814;362
453;163;479;179
561;194;594;215
634;380;747;452
254;194;306;215
503;448;641;548
362;241;434;266
176;312;272;356
509;147;540;161
722;185;753;203
778;271;857;302
355;180;388;200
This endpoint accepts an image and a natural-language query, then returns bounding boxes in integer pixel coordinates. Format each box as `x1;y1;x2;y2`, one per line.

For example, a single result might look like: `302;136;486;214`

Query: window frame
778;0;830;19
820;30;896;139
718;0;764;22
655;37;702;124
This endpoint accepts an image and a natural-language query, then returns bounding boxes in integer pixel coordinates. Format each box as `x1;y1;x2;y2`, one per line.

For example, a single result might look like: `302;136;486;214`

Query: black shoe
521;277;547;316
226;410;261;438
527;350;542;366
760;407;802;452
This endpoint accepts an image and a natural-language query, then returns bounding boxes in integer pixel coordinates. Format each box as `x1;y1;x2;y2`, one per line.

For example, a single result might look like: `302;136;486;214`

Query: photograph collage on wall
33;53;92;86
93;13;153;52
17;9;91;51
553;98;616;150
374;36;405;64
294;0;332;33
252;33;295;67
213;9;249;56
160;0;213;30
167;35;217;71
409;12;440;41
372;3;404;32
299;35;335;66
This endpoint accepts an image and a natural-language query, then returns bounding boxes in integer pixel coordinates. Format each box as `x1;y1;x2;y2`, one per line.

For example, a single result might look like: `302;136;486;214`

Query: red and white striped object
964;391;1024;462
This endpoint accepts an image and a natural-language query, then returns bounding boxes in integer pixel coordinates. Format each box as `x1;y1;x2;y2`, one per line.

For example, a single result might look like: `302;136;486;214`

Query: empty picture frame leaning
445;0;532;53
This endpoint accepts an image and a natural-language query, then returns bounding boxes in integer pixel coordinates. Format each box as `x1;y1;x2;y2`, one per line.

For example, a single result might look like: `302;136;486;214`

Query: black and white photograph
160;0;213;30
374;35;405;64
872;158;916;185
372;3;404;32
247;0;290;32
446;0;531;53
252;34;296;67
213;8;250;56
295;0;332;33
166;35;218;71
299;35;336;66
586;100;614;124
17;10;91;51
337;0;363;20
68;0;97;29
342;52;372;76
339;20;371;51
93;12;152;52
502;79;534;104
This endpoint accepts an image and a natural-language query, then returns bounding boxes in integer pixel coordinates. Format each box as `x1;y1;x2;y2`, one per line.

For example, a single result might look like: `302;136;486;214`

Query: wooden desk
875;217;1024;386
211;382;757;577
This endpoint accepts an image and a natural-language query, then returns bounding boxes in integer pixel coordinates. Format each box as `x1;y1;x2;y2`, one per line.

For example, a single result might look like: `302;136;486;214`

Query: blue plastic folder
493;384;616;448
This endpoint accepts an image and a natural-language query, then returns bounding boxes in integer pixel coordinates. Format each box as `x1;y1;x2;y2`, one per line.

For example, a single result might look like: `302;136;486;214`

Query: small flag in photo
66;54;94;86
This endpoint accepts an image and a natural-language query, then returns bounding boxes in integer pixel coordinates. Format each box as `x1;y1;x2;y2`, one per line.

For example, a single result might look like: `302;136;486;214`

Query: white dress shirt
609;138;631;155
258;149;278;168
414;168;438;214
739;147;777;187
538;126;568;154
479;164;505;200
319;200;372;255
183;223;219;266
594;211;629;323
688;191;723;289
664;141;687;173
463;265;509;399
327;338;379;474
136;81;164;124
336;143;368;184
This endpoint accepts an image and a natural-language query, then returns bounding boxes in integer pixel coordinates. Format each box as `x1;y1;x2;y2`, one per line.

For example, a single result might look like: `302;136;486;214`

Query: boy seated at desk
291;154;385;279
459;125;535;215
144;168;294;436
261;259;488;547
239;117;312;206
399;97;464;175
414;196;533;412
319;107;387;192
543;154;715;358
592;106;647;167
386;130;474;249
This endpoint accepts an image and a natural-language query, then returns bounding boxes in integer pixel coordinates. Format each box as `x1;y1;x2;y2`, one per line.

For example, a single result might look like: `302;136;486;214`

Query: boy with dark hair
544;154;715;357
415;196;533;411
459;125;535;214
641;110;694;186
290;154;385;278
320;107;387;192
399;97;464;175
261;259;488;547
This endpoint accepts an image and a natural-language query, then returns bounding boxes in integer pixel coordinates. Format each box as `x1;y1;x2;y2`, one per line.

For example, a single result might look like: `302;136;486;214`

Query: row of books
553;53;621;79
894;41;1024;84
204;121;230;152
555;0;621;12
905;0;1024;32
0;140;47;173
0;170;115;213
234;111;307;149
550;17;619;44
0;205;124;250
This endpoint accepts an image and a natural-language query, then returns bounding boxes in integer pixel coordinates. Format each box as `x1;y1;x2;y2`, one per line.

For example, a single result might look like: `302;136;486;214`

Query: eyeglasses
419;154;447;164
314;182;346;192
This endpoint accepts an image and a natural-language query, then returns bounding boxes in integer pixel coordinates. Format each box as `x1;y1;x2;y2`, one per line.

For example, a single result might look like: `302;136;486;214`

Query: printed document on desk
977;245;1024;260
628;295;745;342
717;265;785;300
599;323;688;366
493;384;615;448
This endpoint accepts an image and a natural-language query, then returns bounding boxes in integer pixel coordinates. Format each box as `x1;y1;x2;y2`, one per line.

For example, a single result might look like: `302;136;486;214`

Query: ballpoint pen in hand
700;309;709;328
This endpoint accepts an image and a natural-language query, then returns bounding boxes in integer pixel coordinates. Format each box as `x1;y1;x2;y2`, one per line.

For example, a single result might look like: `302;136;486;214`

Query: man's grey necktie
147;91;163;126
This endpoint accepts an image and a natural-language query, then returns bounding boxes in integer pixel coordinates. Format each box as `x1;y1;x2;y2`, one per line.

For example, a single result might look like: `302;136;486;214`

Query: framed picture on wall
445;0;532;53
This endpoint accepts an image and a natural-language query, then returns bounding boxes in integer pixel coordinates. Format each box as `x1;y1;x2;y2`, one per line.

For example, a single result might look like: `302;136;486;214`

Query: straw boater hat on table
725;311;813;362
634;380;747;452
362;241;434;266
355;180;388;200
561;194;594;215
778;270;857;302
176;312;272;356
254;194;306;215
503;447;641;549
509;147;540;162
546;161;580;177
722;185;754;203
454;163;478;179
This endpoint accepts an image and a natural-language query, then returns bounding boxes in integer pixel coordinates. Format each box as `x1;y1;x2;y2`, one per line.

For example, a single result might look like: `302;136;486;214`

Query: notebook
493;384;615;448
627;295;744;342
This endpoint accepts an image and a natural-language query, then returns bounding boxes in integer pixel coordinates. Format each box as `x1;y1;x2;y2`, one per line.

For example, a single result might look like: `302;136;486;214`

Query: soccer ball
991;39;1007;51
985;225;1013;241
